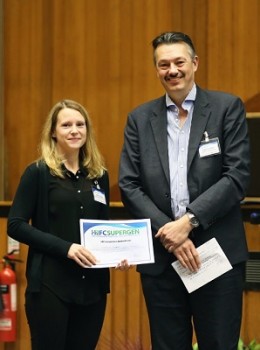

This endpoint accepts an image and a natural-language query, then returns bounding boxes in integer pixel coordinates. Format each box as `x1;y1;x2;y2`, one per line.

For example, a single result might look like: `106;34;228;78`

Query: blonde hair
39;99;106;179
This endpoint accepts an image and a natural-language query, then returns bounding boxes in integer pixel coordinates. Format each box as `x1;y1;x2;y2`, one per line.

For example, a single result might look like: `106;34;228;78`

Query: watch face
190;217;199;227
187;212;200;227
187;213;199;227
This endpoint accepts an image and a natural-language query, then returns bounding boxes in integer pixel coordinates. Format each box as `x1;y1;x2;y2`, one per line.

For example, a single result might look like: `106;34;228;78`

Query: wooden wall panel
3;0;53;199
3;0;210;202
3;0;260;201
207;0;260;101
241;221;260;343
96;269;150;350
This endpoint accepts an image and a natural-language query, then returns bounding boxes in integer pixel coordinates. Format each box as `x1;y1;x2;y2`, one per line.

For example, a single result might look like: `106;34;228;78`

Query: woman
8;99;127;350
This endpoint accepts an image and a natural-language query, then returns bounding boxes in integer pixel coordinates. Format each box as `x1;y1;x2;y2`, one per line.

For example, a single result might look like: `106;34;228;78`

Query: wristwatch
186;211;200;228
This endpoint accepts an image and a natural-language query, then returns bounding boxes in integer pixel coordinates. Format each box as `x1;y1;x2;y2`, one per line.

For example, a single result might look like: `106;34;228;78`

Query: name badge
92;187;107;205
199;132;221;158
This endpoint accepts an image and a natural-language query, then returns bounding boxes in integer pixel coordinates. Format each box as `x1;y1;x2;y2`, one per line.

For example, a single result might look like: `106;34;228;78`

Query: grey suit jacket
119;86;251;276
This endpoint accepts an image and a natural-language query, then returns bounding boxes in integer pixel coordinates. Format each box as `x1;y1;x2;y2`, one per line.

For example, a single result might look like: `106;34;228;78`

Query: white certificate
172;238;233;293
80;219;155;268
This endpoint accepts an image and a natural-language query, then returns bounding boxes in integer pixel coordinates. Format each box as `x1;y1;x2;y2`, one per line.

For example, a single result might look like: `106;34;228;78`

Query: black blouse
41;167;110;305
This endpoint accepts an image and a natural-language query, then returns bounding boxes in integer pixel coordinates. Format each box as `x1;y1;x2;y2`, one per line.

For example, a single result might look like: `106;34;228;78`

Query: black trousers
25;285;107;350
141;262;245;350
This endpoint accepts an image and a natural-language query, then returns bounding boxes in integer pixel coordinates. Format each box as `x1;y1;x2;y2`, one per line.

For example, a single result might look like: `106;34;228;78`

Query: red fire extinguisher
0;252;21;342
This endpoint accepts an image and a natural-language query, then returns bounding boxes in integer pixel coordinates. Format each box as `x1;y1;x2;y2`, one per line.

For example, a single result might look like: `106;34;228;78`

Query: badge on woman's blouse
92;181;106;204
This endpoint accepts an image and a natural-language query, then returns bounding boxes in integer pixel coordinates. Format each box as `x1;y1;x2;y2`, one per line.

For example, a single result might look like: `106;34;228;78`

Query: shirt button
80;206;83;210
76;176;79;179
82;275;85;279
78;190;81;193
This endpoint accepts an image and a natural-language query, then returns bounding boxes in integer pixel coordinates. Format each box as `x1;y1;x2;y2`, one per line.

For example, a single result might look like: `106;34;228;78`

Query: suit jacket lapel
188;88;211;170
150;97;170;185
148;90;211;181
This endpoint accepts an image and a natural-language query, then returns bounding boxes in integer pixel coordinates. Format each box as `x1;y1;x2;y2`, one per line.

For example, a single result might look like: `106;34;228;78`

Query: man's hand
172;238;201;272
155;214;192;250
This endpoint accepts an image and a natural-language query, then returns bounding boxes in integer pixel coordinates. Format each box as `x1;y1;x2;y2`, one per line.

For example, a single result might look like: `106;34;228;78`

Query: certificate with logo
80;219;154;268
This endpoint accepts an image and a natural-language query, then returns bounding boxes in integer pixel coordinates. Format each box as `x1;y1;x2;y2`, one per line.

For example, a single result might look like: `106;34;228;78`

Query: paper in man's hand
172;238;233;293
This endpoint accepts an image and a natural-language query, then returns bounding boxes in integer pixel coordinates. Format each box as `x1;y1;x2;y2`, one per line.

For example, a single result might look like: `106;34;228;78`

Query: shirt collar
61;163;88;178
166;84;197;110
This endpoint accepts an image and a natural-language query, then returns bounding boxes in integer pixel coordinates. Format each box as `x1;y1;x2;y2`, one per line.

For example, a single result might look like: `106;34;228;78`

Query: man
119;32;250;350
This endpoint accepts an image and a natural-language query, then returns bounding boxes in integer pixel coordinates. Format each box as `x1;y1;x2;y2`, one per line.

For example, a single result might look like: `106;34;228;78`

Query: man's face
154;42;198;101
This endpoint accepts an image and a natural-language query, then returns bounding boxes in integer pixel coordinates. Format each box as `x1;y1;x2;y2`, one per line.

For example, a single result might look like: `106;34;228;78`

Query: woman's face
52;107;87;156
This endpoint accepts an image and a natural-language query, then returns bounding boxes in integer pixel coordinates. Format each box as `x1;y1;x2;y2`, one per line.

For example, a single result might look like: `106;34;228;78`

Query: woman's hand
115;259;132;271
67;243;97;267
